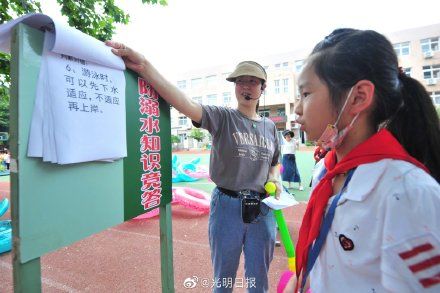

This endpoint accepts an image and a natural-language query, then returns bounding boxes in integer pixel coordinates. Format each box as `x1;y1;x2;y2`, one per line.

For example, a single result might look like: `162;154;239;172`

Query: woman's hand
267;178;283;199
105;41;148;74
268;165;282;199
106;40;203;123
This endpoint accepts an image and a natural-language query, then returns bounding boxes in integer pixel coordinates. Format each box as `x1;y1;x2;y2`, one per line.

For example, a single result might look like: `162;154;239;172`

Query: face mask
316;87;359;150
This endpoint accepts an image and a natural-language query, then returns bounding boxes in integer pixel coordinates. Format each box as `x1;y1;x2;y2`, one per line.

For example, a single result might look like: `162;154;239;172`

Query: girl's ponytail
387;73;440;182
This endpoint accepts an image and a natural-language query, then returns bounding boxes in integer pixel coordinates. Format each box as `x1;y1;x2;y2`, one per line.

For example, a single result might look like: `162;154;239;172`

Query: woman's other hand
274;180;283;199
267;178;283;199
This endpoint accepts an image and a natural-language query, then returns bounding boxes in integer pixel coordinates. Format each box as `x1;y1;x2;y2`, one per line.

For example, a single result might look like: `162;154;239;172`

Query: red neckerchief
295;129;429;280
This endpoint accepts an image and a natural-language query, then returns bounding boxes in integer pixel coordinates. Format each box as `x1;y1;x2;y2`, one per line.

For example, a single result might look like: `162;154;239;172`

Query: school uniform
309;159;440;292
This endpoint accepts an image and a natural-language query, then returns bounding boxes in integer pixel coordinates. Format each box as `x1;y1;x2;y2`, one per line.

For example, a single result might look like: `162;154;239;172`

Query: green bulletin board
9;23;173;291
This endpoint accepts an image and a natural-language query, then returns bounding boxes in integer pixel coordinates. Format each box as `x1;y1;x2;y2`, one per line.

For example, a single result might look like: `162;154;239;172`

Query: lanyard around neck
300;168;356;292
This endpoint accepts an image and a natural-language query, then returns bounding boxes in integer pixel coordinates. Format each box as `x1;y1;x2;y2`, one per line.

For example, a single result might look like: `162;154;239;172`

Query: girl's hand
282;275;297;293
282;274;309;293
105;41;148;74
278;271;301;293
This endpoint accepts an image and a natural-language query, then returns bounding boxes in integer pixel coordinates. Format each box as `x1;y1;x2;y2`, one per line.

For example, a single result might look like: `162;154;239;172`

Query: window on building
259;109;270;117
282;62;289;68
177;80;186;89
178;116;188;126
421;37;440;53
206;75;217;85
277;108;285;116
275;63;281;68
192;96;203;104
430;91;440;105
283;78;289;93
295;60;304;72
178;133;186;142
274;79;280;94
222;92;231;106
207;94;217;105
403;67;411;77
393;42;410;56
422;64;440;80
191;78;202;88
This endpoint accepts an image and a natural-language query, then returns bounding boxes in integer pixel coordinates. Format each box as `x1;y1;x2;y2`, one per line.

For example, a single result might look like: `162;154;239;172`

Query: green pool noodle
265;182;296;271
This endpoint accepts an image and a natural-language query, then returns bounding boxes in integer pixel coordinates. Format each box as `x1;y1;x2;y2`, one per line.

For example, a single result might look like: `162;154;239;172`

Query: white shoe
299;186;304;191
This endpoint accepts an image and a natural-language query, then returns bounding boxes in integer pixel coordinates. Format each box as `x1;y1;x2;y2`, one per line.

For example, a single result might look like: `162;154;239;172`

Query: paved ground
0;178;307;293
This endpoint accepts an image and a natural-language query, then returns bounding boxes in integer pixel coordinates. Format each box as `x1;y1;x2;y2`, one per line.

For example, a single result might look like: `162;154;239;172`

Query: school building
170;23;440;149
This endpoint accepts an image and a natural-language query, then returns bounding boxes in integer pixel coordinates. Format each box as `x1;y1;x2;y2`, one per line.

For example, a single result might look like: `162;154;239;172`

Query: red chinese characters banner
123;74;172;220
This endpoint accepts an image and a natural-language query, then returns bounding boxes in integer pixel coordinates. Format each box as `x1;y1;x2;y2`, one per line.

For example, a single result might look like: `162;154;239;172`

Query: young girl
283;29;440;292
107;42;282;292
281;130;303;190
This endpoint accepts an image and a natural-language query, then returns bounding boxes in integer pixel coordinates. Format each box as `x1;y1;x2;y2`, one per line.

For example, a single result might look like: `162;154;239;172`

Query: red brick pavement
0;180;307;292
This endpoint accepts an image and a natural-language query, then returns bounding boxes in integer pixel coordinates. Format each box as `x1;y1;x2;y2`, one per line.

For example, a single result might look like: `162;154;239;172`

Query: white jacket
310;159;440;292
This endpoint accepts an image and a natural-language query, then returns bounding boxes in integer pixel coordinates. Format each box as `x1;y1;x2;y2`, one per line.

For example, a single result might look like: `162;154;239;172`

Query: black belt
217;187;265;198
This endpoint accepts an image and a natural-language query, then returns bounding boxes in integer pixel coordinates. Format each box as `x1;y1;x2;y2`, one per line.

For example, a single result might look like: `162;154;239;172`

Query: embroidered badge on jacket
339;234;354;251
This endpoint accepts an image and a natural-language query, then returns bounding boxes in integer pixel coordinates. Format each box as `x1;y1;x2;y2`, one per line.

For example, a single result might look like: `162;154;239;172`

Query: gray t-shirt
194;105;280;193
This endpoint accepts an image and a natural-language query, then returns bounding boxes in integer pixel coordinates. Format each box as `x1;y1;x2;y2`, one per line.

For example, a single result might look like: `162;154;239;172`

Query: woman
107;41;282;293
282;29;440;292
281;130;304;190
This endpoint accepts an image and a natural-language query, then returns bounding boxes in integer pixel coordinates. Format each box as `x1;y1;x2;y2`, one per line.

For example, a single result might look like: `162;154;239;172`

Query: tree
188;128;205;143
171;134;181;144
436;106;440;118
0;0;167;132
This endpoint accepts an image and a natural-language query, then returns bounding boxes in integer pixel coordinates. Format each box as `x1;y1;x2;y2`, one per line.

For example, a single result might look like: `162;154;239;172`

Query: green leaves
0;0;41;22
171;135;181;144
0;53;11;81
188;128;205;142
58;0;130;41
142;0;168;6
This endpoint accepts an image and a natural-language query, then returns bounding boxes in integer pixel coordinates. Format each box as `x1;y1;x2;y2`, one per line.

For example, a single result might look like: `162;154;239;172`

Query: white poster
0;13;127;164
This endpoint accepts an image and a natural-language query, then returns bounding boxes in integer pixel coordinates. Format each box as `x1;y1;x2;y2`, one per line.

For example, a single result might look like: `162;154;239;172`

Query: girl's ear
350;80;375;114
